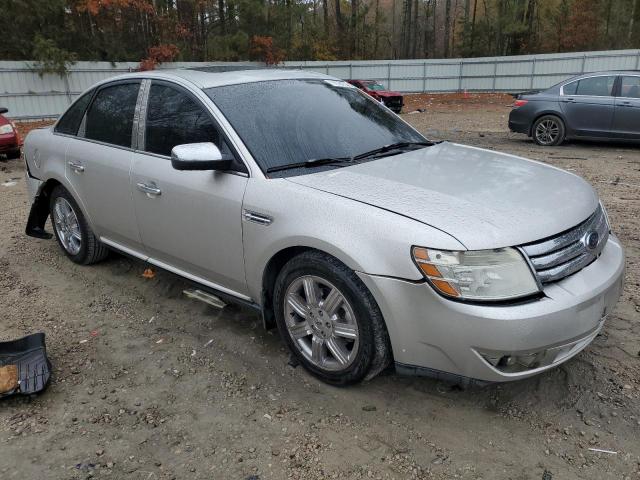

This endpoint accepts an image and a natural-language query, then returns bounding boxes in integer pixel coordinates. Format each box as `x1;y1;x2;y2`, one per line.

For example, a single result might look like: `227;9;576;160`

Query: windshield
363;81;387;91
205;79;425;176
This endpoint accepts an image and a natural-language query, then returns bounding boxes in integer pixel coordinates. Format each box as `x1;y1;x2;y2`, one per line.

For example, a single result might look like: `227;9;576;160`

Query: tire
49;185;109;265
532;115;565;146
273;251;392;385
6;148;21;160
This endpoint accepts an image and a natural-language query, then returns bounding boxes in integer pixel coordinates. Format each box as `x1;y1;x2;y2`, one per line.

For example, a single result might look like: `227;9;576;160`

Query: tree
0;0;634;63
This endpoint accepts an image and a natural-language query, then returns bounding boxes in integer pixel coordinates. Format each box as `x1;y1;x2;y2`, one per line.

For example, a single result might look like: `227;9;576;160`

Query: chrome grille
521;205;609;284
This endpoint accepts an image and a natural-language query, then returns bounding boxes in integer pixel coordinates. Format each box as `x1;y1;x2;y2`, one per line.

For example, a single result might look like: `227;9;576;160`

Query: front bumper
358;235;625;383
382;96;404;112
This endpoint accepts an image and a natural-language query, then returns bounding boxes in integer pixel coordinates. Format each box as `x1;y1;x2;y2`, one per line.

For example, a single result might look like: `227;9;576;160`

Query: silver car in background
23;69;625;385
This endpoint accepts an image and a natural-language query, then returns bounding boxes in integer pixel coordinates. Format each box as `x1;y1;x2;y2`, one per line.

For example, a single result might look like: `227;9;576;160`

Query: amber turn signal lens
430;279;460;297
418;263;442;277
412;246;460;297
413;247;429;261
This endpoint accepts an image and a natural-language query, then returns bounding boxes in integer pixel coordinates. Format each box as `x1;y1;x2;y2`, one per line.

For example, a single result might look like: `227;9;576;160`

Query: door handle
619;101;632;107
68;161;84;173
562;98;576;103
136;182;162;196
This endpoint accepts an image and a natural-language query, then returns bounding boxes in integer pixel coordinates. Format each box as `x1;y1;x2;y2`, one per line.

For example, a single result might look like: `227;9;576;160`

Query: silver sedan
23;69;625;385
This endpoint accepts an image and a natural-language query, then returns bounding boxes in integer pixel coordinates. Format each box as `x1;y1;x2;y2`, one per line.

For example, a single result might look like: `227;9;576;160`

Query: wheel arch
26;175;97;239
25;177;64;238
260;245;345;329
260;245;395;379
528;111;568;137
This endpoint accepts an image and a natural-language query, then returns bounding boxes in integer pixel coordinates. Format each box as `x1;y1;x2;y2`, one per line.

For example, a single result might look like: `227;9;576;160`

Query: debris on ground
0;333;51;399
142;268;156;279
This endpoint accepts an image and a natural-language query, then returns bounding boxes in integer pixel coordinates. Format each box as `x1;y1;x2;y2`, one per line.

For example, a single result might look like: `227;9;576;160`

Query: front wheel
49;186;109;265
532;115;565;146
273;251;392;385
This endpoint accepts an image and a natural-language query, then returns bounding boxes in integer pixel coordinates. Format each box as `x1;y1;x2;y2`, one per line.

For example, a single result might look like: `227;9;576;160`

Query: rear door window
620;76;640;98
144;83;225;157
575;76;616;96
84;82;140;148
55;90;94;136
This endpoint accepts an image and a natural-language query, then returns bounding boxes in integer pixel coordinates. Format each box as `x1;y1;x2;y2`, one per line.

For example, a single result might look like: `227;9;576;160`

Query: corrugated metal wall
2;49;639;119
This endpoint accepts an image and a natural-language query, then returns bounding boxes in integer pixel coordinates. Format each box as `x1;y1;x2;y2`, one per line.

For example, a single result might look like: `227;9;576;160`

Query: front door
560;75;616;137
65;80;144;251
611;75;640;139
131;81;249;297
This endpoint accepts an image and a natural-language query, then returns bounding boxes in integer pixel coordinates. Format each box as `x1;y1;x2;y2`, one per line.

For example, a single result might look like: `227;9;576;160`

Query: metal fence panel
351;65;388;78
3;49;640;119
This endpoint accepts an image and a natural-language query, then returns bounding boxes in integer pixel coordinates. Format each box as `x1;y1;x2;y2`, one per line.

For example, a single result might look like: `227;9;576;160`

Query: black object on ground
0;333;51;399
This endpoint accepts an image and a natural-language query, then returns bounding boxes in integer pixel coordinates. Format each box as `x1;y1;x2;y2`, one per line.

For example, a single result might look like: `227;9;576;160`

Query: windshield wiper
266;156;353;174
352;141;433;161
265;141;433;174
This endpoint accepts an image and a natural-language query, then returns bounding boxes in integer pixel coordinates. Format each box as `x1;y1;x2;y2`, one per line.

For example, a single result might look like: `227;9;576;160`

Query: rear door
560;75;616;137
130;80;250;297
611;75;640;139
65;80;144;251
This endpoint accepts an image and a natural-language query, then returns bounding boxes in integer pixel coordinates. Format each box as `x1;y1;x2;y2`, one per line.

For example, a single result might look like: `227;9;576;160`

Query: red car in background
347;80;404;113
0;107;21;159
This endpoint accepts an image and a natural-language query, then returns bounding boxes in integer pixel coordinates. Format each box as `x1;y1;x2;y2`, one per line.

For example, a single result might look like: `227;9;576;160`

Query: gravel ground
0;97;639;480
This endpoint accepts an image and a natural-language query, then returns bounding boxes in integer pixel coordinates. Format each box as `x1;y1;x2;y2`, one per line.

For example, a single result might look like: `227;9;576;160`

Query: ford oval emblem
584;231;599;251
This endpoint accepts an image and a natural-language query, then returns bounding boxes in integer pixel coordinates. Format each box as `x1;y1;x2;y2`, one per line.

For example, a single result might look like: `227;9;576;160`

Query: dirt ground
1;96;639;480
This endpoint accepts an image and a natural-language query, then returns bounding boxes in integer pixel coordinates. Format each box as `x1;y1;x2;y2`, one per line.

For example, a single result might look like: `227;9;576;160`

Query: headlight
599;201;611;232
0;124;13;135
412;246;539;301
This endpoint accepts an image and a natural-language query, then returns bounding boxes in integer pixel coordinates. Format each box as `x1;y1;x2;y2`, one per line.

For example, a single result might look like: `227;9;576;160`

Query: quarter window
562;81;578;96
84;82;140;147
574;76;615;96
55;90;93;136
620;76;640;98
145;83;222;157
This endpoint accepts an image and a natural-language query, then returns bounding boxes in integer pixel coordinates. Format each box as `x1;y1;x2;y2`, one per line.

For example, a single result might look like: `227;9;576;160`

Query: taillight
513;99;528;108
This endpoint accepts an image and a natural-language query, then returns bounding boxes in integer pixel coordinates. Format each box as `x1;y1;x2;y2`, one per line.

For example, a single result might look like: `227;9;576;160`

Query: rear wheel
49;186;109;265
274;251;391;385
532;115;565;146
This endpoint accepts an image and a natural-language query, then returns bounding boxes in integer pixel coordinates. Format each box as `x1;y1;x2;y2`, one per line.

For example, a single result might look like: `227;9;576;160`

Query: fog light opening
481;351;544;373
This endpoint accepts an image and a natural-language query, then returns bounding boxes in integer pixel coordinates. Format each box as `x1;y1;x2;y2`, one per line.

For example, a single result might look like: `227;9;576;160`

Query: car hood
286;142;599;250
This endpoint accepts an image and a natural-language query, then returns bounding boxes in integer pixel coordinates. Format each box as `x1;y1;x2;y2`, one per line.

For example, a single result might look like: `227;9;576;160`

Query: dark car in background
347;80;404;113
0;108;21;159
509;71;640;146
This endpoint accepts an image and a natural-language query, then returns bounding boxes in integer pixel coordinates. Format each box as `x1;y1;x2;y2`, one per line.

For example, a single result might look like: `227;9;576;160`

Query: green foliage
207;32;251;61
0;0;638;63
31;35;77;76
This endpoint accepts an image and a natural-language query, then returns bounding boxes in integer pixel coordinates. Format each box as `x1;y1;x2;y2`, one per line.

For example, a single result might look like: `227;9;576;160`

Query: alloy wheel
52;197;82;255
284;275;359;371
535;119;560;145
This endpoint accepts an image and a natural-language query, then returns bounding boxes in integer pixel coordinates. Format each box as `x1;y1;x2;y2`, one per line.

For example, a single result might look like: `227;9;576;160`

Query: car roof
562;70;640;82
98;68;336;89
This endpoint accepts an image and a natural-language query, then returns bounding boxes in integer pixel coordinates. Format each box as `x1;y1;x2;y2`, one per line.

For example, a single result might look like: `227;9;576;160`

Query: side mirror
0;107;8;115
170;142;233;171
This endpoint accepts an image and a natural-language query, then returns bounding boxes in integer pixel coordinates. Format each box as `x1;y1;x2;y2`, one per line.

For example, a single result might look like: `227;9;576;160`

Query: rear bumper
0;133;19;152
508;109;531;135
358;235;625;383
